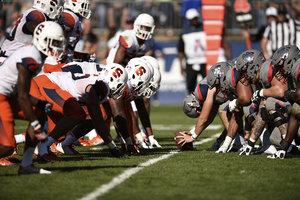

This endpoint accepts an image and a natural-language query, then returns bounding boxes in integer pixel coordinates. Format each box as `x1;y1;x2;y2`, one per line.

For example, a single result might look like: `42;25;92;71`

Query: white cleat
18;164;51;174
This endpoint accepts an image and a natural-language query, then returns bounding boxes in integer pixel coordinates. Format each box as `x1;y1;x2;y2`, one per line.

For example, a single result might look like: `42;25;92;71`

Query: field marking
79;133;220;200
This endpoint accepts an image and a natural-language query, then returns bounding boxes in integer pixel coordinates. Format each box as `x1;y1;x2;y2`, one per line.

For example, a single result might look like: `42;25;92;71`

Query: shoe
0;157;18;166
210;139;222;150
37;153;64;162
18;164;51;174
215;145;228;153
9;146;21;158
62;144;80;155
88;135;105;146
252;144;277;155
267;150;286;159
77;137;90;146
239;144;253;156
110;146;126;158
50;143;64;155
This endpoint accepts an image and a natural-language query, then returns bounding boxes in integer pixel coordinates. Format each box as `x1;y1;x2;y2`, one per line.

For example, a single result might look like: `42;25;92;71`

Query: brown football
174;131;194;151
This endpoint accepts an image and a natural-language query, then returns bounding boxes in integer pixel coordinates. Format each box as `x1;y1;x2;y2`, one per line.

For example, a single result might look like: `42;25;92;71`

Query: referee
261;4;299;59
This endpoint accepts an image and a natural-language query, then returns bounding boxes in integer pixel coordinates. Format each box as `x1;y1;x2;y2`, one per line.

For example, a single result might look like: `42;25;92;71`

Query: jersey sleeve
260;60;274;89
119;35;131;49
19;57;41;76
228;68;242;89
194;84;208;103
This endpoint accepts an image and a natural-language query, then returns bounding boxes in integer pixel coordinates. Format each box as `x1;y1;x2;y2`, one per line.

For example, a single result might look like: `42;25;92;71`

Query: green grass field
1;105;300;200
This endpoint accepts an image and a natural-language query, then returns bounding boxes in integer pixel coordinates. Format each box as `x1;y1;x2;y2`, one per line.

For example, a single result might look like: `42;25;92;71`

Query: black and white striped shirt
263;18;300;54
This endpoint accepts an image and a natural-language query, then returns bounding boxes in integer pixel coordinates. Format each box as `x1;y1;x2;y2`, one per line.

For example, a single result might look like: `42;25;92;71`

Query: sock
85;129;97;140
15;133;26;144
21;145;35;167
38;136;55;156
61;133;77;147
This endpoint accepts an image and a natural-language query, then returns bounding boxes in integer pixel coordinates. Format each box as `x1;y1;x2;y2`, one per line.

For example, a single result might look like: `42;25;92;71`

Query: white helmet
101;63;128;100
33;0;64;21
32;21;66;59
126;59;152;98
141;56;160;70
64;0;92;19
143;67;161;98
133;13;155;40
128;57;154;78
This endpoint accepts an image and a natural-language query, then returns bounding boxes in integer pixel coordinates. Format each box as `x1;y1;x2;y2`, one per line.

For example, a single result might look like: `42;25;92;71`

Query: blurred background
0;0;298;105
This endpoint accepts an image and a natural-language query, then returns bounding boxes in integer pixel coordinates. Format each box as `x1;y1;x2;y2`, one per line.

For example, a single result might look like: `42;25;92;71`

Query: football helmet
128;57;154;77
236;49;266;80
101;63;128;100
182;93;201;118
126;59;152;98
207;62;231;100
272;45;300;75
141;56;160;69
33;0;63;21
32;21;65;59
64;0;91;19
143;67;161;98
133;13;155;40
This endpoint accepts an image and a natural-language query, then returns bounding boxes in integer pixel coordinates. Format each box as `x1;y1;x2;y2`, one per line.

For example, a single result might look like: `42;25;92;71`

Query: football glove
37;100;53;115
251;90;262;102
239;144;253;155
215;145;228;153
149;135;162;148
82;53;96;62
267;150;286;159
110;146;126;158
228;99;238;112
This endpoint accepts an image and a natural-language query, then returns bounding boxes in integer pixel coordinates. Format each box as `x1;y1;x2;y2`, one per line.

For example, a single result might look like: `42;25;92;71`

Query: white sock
21;146;35;167
61;133;77;147
15;133;26;144
85;129;98;140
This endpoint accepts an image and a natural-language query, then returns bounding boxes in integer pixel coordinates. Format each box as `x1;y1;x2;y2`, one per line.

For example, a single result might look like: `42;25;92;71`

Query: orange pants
0;93;42;147
30;75;86;132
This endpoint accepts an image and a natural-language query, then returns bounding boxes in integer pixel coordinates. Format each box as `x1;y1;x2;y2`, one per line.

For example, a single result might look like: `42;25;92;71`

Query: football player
0;0;63;64
0;21;65;173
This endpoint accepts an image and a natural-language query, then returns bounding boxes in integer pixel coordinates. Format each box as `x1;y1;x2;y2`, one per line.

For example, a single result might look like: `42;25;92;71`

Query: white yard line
79;133;220;200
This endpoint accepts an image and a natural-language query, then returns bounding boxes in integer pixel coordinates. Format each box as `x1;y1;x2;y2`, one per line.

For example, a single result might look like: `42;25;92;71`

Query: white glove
228;99;238;112
215;145;228;153
138;140;152;149
149;135;162;148
89;53;96;62
251;90;263;103
267;150;286;159
239;144;253;155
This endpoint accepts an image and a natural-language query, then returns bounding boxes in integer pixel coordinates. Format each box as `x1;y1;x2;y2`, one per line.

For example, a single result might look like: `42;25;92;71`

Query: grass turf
0;105;300;200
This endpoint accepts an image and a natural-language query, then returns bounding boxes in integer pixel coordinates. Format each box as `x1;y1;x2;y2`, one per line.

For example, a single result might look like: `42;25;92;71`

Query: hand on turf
149;135;162;148
34;126;48;141
110;146;126;158
215;145;228;153
239;144;253;156
175;131;193;146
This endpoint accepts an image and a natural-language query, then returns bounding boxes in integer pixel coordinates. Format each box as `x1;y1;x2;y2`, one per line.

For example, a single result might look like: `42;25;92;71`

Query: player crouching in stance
0;21;65;173
174;62;233;149
31;63;129;160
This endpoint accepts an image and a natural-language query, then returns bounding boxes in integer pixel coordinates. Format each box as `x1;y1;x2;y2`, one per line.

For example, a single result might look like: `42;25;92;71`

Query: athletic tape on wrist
190;127;197;140
30;120;41;130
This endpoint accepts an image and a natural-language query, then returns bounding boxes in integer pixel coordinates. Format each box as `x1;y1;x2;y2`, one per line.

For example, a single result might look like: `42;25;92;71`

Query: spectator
178;8;206;94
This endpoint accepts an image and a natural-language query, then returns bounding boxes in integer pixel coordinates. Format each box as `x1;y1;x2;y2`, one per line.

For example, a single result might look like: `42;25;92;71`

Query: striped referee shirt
263;18;300;54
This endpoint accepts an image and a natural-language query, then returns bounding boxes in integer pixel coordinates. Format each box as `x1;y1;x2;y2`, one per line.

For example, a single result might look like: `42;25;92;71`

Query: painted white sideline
79;133;220;200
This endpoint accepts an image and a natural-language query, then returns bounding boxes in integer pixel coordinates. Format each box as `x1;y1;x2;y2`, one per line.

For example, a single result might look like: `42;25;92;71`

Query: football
174;131;194;151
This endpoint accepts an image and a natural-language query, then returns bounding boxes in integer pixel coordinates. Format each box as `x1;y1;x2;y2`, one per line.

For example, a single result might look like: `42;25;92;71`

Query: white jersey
106;29;154;66
1;8;47;57
43;71;109;103
0;44;44;96
63;9;82;63
61;62;105;74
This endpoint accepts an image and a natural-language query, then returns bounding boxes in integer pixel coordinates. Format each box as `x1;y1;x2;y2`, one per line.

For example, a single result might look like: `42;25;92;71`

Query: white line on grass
79;133;220;200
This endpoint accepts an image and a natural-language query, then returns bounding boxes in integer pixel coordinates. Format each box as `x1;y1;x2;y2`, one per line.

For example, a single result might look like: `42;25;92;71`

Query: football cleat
239;144;253;155
37;153;64;162
0;157;18;166
50;143;64;155
215;145;228;153
210;139;222;150
18;164;51;174
88;135;105;146
62;144;81;155
9;146;21;158
267;150;286;159
110;146;126;158
77;137;90;146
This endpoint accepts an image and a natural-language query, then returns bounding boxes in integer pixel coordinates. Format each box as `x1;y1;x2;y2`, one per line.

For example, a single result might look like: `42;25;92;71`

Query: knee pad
269;111;287;127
